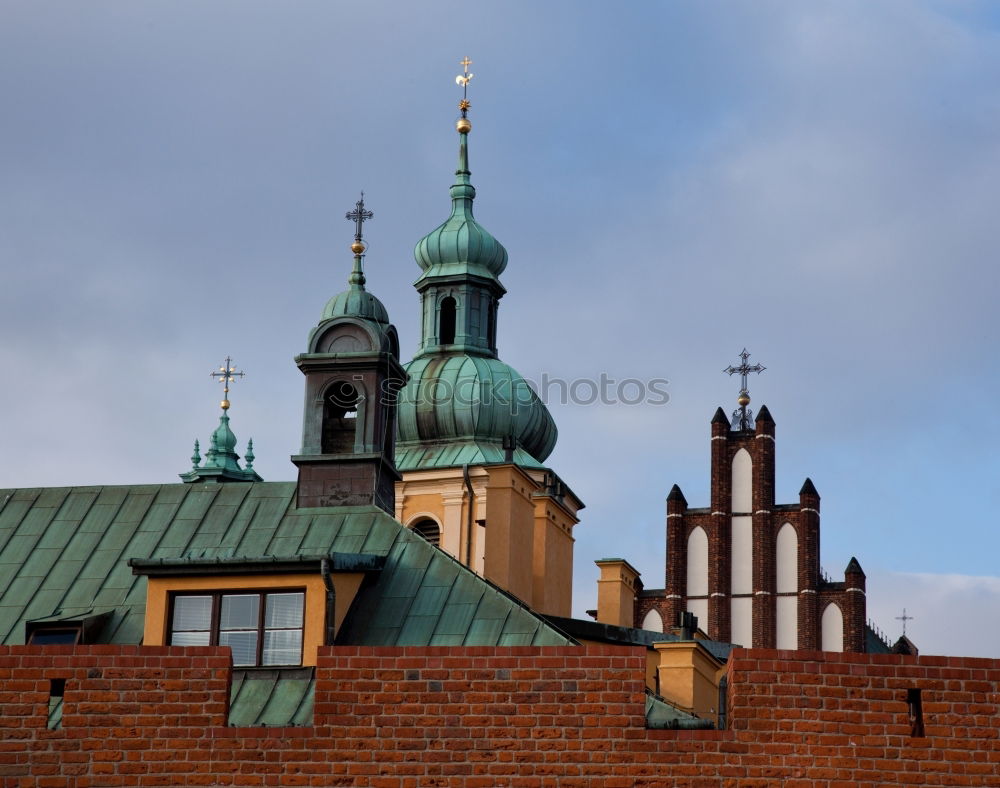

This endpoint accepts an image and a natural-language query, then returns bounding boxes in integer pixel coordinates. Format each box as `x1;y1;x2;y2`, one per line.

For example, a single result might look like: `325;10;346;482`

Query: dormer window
26;611;112;646
169;591;305;667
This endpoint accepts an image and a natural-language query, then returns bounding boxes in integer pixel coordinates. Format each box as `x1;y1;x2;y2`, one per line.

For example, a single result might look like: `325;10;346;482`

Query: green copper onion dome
413;133;508;283
396;354;557;468
395;107;556;470
320;249;390;325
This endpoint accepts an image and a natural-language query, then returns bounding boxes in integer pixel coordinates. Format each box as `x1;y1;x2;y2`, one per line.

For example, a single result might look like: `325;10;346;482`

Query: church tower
291;196;407;512
393;60;582;616
596;350;868;653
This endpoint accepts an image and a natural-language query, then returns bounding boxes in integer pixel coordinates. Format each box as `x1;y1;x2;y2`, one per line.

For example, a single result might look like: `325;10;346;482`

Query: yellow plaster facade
142;572;365;666
396;464;581;616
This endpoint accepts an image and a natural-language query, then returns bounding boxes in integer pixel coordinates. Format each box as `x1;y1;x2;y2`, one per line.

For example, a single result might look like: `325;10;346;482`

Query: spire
345;192;373;290
395;59;557;470
413;57;508;287
180;358;262;484
318;194;390;325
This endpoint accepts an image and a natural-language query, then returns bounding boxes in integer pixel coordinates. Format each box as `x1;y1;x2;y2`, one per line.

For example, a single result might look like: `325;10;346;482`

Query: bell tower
291;195;407;512
392;60;583;616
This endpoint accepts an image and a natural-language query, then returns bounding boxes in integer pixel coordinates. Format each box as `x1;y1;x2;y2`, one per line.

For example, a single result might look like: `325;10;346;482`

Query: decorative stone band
711;436;728;441
755;434;776;442
709;592;727;598
799;589;818;595
712;511;727;516
667;513;684;519
801;507;819;515
755;510;770;515
754;590;772;596
846;587;867;595
665;594;682;600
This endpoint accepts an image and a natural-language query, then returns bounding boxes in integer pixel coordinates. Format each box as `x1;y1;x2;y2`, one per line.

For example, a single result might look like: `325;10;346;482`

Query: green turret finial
345;192;373;290
316;193;390;325
245;438;255;470
179;357;262;484
413;57;508;286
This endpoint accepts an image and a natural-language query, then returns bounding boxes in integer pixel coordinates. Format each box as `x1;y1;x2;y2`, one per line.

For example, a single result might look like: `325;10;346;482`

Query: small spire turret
180;357;262;484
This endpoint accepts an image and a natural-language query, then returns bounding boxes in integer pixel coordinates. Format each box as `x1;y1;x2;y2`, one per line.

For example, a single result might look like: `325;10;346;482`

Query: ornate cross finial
456;56;474;118
210;356;245;411
346;192;373;249
724;348;766;431
896;608;914;637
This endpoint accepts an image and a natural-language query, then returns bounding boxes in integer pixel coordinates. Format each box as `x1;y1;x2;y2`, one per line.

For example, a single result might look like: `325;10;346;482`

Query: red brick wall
2;644;998;786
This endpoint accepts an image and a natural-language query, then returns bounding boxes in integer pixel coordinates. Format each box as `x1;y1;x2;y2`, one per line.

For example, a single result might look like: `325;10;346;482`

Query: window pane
220;594;259;630
172;596;212;631
29;629;80;645
262;629;302;666
171;631;211;647
265;593;304;628
220;631;258;666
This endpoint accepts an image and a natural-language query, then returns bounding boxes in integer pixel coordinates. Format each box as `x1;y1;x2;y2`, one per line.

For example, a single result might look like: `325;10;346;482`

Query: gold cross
460;56;472;74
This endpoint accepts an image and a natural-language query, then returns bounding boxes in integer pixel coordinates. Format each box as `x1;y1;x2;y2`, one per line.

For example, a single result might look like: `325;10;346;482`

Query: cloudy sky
2;1;999;656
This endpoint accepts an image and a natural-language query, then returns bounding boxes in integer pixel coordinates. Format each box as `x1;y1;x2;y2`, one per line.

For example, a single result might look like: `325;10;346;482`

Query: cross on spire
724;348;766;431
210;356;245;411
896;608;914;637
456;55;474;116
346;192;373;246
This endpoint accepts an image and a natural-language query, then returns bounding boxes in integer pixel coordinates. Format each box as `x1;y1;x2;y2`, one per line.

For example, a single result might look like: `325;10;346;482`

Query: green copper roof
413;132;508;285
48;669;316;729
228;670;315;726
395;440;546;472
396;353;557;470
0;483;570;653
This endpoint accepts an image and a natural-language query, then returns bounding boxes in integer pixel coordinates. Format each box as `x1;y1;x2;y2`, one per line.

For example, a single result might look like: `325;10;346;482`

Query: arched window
821;603;844;652
322;381;359;454
411;519;440;547
641;608;664;633
439;297;456;345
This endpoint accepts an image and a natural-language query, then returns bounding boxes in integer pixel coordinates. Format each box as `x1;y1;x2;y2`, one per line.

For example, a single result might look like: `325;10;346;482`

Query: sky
1;1;999;657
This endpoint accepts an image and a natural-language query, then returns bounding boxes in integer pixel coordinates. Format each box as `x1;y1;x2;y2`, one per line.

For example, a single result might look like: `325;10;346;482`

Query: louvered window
411;519;441;547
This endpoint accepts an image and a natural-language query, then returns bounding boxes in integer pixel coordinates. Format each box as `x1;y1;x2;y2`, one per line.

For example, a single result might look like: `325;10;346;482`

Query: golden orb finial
456;117;472;134
737;392;751;407
351;240;366;255
221;398;231;410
